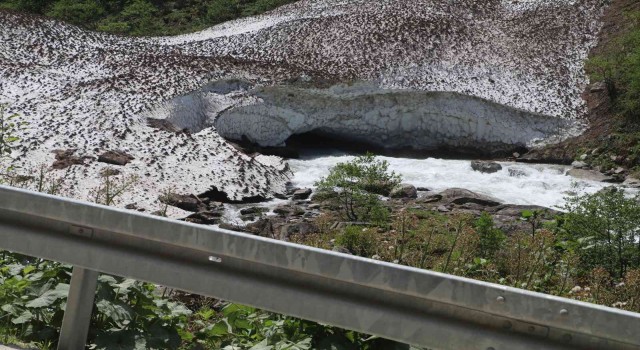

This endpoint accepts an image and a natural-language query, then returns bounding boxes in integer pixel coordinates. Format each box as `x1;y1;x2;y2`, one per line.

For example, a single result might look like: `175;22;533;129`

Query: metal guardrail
0;185;639;350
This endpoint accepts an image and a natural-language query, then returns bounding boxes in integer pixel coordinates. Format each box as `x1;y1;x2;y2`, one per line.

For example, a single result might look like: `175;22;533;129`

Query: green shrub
207;0;240;24
45;0;105;26
0;252;191;349
315;154;400;223
587;11;640;120
474;212;505;259
561;188;640;279
0;0;50;13
0;0;301;36
336;226;376;257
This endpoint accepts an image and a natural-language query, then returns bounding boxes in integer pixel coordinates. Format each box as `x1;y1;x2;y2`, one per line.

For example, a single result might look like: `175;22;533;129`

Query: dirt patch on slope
523;0;640;164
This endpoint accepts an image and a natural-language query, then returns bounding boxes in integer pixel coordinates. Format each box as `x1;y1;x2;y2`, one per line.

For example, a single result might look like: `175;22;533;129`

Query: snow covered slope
0;0;606;209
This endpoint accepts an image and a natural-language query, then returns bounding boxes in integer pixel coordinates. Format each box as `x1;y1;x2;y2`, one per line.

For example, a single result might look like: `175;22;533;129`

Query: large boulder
471;161;502;174
159;193;203;212
389;183;418;199
292;188;313;200
623;177;640;188
98;150;134;166
438;188;502;207
566;169;614;182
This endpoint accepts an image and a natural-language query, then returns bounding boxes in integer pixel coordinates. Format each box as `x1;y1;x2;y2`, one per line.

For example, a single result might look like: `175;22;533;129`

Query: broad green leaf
167;301;191;317
286;338;312;350
207;320;231;336
114;279;138;293
96;300;134;327
249;339;273;350
12;310;33;324
98;275;118;285
1;304;19;315
26;283;69;308
22;265;36;275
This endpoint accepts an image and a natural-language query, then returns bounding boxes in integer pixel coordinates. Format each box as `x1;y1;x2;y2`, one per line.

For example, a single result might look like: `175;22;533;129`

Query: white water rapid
288;150;613;210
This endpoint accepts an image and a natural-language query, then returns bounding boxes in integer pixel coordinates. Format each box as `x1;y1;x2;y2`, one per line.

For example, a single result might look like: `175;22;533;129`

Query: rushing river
287;150;612;210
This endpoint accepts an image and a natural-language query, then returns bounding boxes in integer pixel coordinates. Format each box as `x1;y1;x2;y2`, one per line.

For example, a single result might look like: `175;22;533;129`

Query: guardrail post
57;267;99;350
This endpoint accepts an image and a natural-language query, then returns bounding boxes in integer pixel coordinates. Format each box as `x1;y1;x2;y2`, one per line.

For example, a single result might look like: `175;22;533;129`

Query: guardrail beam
1;185;639;350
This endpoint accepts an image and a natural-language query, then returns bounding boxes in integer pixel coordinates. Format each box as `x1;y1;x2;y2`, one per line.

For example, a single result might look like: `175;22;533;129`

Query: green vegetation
587;10;640;120
0;104;23;171
315;154;401;224
575;8;640;174
293;185;640;313
0;0;299;36
0;254;190;349
562;187;640;279
2;113;639;347
1;251;418;349
0;119;413;349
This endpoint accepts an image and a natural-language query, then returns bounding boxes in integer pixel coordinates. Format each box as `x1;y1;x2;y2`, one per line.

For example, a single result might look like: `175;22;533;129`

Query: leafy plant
336;225;376;257
90;172;139;206
561;188;640;279
315;154;400;223
0;104;25;172
587;10;640;120
474;212;505;258
0;252;192;349
0;0;301;36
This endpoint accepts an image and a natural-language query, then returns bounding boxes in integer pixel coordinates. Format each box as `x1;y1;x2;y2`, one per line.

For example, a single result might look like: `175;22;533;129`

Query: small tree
474;212;506;259
91;172;139;206
315;154;400;224
562;188;640;279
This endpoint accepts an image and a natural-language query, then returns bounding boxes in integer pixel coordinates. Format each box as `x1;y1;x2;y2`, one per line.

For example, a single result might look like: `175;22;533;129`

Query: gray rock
183;211;223;225
98;150;134;166
471;160;502;174
240;207;268;215
292;188;313;200
590;81;607;93
579;153;588;161
437;205;450;213
389;183;418;199
566;169;613;182
571;161;587;169
241;214;257;222
159;193;202;212
438;188;502;207
273;206;291;216
493;205;558;218
332;246;352;254
623;177;640;188
417;193;442;203
508;168;527;177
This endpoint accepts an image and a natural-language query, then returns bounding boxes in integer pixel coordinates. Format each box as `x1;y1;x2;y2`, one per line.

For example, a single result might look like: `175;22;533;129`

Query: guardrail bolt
496;296;505;303
559;308;569;316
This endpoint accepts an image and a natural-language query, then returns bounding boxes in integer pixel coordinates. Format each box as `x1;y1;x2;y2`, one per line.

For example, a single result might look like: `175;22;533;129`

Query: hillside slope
0;0;608;210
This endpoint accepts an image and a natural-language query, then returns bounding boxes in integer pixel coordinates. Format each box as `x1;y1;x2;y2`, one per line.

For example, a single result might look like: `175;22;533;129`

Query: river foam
288;151;611;209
